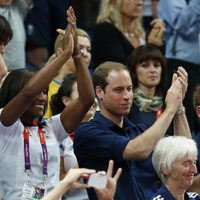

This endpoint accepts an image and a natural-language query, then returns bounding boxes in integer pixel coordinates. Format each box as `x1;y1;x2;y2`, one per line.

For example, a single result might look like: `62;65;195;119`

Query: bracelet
175;106;185;116
72;49;84;59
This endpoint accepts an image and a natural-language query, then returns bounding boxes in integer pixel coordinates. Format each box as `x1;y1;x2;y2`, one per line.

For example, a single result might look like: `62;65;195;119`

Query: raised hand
148;18;165;46
95;160;122;200
176;66;188;101
165;77;182;115
56;6;76;56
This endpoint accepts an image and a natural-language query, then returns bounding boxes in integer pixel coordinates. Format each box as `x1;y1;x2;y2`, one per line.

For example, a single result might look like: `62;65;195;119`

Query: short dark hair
50;73;77;115
0;69;35;108
0;15;13;44
126;44;166;96
93;61;129;91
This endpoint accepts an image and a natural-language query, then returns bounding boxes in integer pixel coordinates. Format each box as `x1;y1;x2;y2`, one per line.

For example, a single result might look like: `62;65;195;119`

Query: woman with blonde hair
91;0;164;69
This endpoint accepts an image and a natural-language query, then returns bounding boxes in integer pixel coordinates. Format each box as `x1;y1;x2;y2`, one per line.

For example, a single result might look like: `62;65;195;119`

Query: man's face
97;70;133;118
168;155;197;190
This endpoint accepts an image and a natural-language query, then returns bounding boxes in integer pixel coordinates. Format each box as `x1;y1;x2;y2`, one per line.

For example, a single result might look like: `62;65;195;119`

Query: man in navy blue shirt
74;61;191;200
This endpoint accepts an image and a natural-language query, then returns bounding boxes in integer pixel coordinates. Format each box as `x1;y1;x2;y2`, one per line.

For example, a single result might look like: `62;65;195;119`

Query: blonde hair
54;28;91;52
97;0;144;38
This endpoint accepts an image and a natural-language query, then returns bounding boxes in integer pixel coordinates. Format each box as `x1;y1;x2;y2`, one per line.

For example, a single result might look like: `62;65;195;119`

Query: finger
67;7;76;23
172;73;178;84
69;7;76;21
56;29;65;36
174;79;182;91
73;182;89;189
113;168;122;181
79;168;96;174
177;66;187;79
107;160;114;177
150;19;164;27
98;171;106;176
156;28;164;38
178;76;187;87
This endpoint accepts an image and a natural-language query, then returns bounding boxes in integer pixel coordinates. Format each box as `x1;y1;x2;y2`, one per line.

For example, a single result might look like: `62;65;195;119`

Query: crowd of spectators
0;0;200;200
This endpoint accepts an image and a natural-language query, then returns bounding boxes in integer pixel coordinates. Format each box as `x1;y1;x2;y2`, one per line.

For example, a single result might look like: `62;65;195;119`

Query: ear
95;86;104;101
55;47;63;56
62;96;71;107
160;163;170;176
196;106;200;118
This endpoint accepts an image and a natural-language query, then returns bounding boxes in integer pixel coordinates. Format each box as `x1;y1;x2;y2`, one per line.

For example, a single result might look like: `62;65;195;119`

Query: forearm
24;51;71;98
173;107;191;138
42;181;70;200
74;56;95;107
123;108;175;160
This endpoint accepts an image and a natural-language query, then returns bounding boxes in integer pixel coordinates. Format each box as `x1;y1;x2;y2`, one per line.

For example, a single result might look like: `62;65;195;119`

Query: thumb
172;73;178;84
56;29;65;36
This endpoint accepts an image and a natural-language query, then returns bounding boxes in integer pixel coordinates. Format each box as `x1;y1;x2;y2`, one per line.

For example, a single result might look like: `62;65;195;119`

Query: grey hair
152;136;197;183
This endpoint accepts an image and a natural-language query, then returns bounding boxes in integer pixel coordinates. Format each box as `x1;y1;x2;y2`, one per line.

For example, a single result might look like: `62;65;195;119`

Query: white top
60;138;89;200
0;112;67;200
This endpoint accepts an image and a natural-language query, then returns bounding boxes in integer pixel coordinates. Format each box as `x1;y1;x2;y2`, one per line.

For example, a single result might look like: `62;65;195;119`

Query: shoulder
75;118;106;136
93;22;122;37
151;184;173;200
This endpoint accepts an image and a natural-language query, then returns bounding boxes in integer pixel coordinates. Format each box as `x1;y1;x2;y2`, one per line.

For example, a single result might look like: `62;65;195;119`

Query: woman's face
78;36;91;68
120;0;143;20
136;59;162;90
65;82;96;121
169;154;197;190
23;92;47;121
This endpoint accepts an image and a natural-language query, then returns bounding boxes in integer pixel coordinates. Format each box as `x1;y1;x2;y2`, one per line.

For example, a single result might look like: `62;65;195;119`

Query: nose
190;163;197;174
123;89;132;99
149;64;157;72
81;48;90;58
38;92;47;101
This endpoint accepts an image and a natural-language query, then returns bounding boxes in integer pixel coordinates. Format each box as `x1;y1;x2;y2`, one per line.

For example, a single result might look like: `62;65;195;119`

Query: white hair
152;136;197;183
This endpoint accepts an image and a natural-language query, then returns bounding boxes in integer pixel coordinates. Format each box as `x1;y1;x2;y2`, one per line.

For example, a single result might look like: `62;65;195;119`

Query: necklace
124;32;134;38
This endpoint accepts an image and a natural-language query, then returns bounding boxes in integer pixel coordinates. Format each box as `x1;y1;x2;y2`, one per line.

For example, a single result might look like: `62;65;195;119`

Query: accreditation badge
21;182;46;200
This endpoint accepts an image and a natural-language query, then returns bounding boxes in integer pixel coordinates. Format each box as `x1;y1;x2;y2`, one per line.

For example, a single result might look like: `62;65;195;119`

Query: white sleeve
60;137;78;171
45;114;69;143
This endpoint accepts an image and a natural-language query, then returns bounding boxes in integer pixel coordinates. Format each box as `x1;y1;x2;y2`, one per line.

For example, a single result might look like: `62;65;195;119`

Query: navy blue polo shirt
192;132;200;171
74;111;146;200
151;184;200;200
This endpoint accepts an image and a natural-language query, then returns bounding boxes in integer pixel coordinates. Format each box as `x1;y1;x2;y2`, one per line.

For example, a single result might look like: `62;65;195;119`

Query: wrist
72;49;84;59
175;106;185;116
